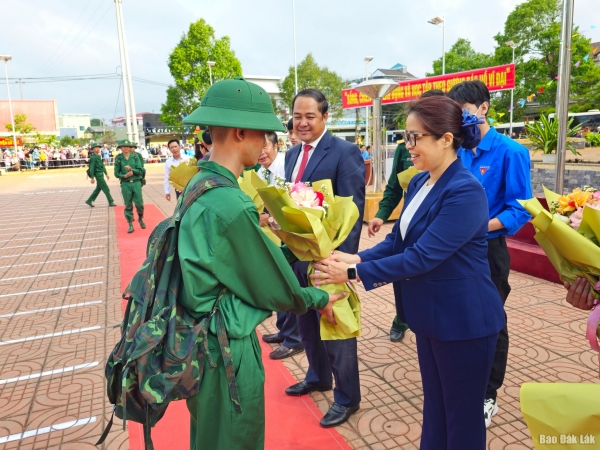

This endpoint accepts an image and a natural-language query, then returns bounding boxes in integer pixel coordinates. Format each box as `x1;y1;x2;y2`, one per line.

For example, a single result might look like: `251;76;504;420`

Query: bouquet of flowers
168;158;199;192
519;186;600;353
237;170;281;246
256;178;361;340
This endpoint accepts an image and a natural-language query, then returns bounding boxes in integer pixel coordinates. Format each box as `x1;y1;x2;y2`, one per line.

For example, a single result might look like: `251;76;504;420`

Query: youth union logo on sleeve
479;166;490;176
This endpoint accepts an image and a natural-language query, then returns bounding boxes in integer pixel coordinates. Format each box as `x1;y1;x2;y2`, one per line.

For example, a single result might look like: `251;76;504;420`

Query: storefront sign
0;136;23;147
342;64;515;109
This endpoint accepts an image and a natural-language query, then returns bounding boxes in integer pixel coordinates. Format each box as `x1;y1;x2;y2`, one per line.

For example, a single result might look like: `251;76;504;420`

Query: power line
7;75;170;87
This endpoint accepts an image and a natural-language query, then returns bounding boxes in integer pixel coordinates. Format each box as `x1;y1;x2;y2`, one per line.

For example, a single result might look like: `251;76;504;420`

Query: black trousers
485;236;511;401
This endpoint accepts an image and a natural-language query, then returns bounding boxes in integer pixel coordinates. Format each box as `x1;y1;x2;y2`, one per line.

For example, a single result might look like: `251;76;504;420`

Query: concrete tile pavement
1;164;598;449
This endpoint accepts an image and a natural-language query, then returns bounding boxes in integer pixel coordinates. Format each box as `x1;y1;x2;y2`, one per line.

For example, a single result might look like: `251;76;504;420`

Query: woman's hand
331;251;361;265
259;213;270;228
311;258;350;286
320;292;347;325
564;278;596;311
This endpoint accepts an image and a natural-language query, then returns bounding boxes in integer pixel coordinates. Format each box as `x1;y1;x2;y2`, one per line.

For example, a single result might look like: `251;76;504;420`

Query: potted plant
525;114;582;163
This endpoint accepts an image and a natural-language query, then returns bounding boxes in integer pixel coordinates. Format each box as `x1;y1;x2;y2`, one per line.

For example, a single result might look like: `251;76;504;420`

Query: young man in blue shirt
448;80;532;428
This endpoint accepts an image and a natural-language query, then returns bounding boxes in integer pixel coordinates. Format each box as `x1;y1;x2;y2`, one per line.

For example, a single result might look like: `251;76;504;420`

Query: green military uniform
114;140;145;232
85;143;115;207
179;161;328;450
179;77;327;449
375;142;412;334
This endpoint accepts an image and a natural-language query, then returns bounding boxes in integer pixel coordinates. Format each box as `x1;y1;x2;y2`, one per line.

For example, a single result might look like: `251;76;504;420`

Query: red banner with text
342;64;515;109
0;136;23;147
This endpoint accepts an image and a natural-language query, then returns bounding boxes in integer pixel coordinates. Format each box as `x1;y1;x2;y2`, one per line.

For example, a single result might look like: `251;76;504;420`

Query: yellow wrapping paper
256;180;361;340
237;171;280;246
168;158;199;192
398;166;422;191
518;189;600;298
520;383;600;449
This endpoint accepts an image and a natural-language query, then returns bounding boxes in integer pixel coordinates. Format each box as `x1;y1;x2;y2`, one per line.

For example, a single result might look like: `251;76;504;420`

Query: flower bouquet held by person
237;170;281;245
256;178;361;340
168;157;199;193
519;186;600;356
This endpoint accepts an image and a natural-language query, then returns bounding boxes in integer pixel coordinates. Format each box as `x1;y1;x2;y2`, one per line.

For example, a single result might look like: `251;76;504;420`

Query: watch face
347;267;357;280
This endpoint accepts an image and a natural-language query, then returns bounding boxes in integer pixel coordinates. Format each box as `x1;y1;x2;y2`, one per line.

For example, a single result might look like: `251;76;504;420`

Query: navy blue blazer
285;131;365;254
357;159;505;341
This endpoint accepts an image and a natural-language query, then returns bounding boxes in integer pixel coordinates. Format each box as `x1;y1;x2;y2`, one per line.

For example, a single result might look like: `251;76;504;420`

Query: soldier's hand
166;194;171;202
368;218;384;237
90;179;95;185
125;165;132;171
564;278;595;310
259;213;270;227
320;292;347;325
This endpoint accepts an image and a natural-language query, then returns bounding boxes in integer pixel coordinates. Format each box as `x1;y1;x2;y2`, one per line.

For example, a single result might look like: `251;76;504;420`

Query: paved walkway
0;164;598;449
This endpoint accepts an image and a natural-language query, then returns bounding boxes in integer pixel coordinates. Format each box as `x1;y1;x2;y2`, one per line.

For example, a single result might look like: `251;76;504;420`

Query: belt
122;179;140;183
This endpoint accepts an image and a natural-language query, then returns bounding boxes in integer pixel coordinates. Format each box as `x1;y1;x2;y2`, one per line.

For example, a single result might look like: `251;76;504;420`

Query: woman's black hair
265;131;278;149
406;96;466;151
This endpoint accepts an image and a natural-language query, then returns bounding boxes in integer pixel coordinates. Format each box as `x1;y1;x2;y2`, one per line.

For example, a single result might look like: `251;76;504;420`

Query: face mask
461;106;486;149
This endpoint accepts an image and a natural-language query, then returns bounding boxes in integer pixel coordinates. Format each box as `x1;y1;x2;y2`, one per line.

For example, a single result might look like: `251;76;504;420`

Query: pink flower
593;191;600;201
570;207;584;229
290;187;321;209
290;182;311;194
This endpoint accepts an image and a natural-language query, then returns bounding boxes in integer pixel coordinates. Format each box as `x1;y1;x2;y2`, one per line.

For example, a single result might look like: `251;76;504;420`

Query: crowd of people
100;78;594;450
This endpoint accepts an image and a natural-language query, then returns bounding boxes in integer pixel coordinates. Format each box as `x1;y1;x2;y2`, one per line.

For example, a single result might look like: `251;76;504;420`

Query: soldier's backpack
96;175;242;450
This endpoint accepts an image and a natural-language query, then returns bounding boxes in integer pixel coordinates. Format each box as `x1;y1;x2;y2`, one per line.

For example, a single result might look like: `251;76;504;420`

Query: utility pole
114;1;132;141
18;78;23;100
115;0;139;144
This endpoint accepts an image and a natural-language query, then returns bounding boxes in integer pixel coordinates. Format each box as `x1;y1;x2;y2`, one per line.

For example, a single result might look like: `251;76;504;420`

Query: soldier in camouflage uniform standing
114;139;145;233
85;141;116;208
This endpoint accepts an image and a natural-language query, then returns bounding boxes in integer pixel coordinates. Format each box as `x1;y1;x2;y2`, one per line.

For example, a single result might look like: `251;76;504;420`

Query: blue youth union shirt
458;127;532;239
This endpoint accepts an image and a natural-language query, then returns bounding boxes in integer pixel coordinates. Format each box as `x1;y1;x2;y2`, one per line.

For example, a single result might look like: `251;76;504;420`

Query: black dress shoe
262;333;283;344
320;403;360;428
269;345;304;360
285;380;333;396
390;328;405;343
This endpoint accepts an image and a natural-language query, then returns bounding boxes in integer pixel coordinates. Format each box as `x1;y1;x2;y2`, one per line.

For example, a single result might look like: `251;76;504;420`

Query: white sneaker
484;398;498;428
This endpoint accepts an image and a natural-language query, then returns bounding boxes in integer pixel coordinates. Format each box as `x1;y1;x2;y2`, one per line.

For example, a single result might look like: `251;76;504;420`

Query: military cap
89;141;101;149
117;139;137;148
183;77;285;132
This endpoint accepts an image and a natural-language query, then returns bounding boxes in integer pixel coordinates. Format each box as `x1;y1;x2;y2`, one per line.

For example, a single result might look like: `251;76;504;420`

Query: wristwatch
347;264;357;281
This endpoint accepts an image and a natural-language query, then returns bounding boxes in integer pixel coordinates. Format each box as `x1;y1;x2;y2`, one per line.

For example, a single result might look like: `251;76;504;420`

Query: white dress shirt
164;154;190;194
291;128;328;182
400;180;435;239
258;152;286;184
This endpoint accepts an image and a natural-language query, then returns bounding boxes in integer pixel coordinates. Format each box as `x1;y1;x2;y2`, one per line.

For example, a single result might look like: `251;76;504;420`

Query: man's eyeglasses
403;131;433;147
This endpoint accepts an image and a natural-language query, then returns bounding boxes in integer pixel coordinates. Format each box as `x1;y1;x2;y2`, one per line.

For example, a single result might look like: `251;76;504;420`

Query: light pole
505;40;519;137
364;56;374;147
428;16;445;75
114;1;133;142
292;0;298;94
0;55;18;156
207;61;215;85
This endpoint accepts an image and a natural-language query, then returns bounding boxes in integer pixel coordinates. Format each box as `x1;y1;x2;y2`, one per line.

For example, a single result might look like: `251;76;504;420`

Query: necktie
294;144;312;183
265;168;271;183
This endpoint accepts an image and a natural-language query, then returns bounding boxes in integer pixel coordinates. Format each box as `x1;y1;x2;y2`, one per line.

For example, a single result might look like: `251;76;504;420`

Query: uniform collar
198;160;240;188
476;126;498;152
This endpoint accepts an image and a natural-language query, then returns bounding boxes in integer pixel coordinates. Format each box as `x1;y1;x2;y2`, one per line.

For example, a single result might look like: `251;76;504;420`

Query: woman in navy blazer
312;96;505;450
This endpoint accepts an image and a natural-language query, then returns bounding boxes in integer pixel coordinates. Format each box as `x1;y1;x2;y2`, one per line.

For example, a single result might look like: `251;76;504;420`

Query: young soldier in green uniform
367;89;445;342
114;139;145;233
85;141;116;208
179;77;345;450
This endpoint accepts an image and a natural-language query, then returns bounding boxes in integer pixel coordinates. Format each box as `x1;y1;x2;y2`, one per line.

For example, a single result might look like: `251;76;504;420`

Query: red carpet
115;205;351;450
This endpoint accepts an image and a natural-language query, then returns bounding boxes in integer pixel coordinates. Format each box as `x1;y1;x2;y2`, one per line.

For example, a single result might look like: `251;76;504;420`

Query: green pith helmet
183;77;285;132
117;139;137;148
89;141;101;149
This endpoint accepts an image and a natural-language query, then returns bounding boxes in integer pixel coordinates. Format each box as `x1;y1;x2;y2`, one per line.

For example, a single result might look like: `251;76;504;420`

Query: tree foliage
279;54;347;122
60;136;74;147
91;118;104;126
160;19;243;127
492;0;600;120
101;131;117;145
5;113;36;134
427;38;495;76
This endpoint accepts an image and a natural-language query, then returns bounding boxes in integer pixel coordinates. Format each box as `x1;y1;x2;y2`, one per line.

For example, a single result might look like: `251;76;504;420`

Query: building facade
58;114;90;139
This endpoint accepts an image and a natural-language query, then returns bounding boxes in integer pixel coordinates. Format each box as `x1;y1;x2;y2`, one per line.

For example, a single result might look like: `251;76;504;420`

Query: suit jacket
357;159;505;341
285;131;365;254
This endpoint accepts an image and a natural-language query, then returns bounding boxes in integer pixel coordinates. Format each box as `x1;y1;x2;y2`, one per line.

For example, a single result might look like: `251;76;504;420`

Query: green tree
492;0;600;119
34;133;57;147
91;118;104;126
60;136;74;147
5;113;36;134
279;53;347;122
160;19;243;127
101;131;117;146
427;38;495;76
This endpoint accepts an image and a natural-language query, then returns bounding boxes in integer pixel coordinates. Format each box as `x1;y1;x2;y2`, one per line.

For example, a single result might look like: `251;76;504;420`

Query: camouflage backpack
96;175;242;450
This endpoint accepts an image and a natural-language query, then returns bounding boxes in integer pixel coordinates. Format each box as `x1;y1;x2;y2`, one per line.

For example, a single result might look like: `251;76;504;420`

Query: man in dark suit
283;89;365;428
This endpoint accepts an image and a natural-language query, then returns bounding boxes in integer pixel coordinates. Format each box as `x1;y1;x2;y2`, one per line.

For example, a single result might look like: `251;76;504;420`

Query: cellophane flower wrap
256;178;361;340
237;170;281;246
519;185;600;347
168;157;199;192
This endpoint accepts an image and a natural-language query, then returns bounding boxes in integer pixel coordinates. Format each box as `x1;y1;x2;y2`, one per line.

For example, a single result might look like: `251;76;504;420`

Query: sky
1;0;599;124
